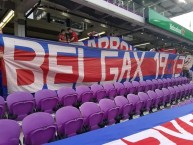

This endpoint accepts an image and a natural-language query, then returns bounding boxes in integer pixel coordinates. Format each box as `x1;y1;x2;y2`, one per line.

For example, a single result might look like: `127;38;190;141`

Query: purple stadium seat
56;106;83;137
127;94;143;115
131;81;140;94
7;91;35;121
138;81;147;92
22;112;56;145
147;90;159;109
76;85;94;103
166;78;172;87
99;99;120;125
90;84;107;101
168;87;177;102
103;83;117;99
171;78;176;86
157;79;164;89
0;119;20;145
178;85;185;99
35;89;59;113
0;96;5;119
162;88;172;104
155;89;165;107
162;78;168;88
146;80;153;92
114;96;132;120
173;86;181;101
152;79;159;90
79;102;104;130
138;92;152;112
57;87;78;107
123;81;135;94
114;82;127;96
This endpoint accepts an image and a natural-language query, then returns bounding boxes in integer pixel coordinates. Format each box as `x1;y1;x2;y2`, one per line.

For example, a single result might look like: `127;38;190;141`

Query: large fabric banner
0;35;185;96
77;36;134;51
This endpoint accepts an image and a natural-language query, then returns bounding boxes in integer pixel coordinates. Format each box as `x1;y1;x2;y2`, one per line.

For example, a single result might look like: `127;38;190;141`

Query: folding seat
22;112;57;145
168;87;177;103
182;84;190;98
145;80;153;92
157;79;164;89
123;81;135;94
152;79;159;90
162;88;172;105
188;83;193;96
76;85;94;103
35;89;59;113
155;89;165;107
7;91;35;121
0;119;20;145
166;78;172;87
173;86;181;101
79;102;104;130
171;78;176;86
162;78;168;88
114;96;132;120
138;80;147;92
99;99;120;125
57;87;78;107
147;90;159;110
178;85;185;99
127;94;143;116
0;96;5;119
114;82;127;96
102;83;117;99
131;81;140;94
138;92;152;113
90;84;107;101
56;106;83;138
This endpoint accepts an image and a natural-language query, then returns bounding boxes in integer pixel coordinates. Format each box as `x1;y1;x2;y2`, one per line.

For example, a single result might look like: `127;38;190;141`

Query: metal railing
105;0;145;17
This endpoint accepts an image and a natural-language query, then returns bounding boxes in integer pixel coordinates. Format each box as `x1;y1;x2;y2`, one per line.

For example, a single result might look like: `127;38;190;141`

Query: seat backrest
57;87;78;106
76;85;94;102
155;89;164;97
90;84;104;93
168;87;175;95
138;92;149;102
127;94;140;104
22;112;56;145
0;96;5;118
90;84;106;100
103;83;115;91
0;119;20;145
7;91;35;117
162;88;170;97
35;89;58;113
114;96;129;107
99;99;117;112
79;102;101;117
147;90;158;100
123;81;133;89
114;82;124;89
131;81;140;88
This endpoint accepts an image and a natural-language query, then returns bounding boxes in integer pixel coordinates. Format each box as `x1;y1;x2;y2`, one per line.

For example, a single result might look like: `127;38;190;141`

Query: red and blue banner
0;35;185;96
47;103;193;145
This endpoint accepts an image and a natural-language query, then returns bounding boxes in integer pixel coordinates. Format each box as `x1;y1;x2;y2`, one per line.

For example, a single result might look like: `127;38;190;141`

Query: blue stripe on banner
46;103;193;145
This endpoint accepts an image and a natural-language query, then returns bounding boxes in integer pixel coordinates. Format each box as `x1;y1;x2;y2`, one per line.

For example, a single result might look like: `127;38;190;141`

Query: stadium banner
0;35;185;96
77;36;134;51
104;113;193;145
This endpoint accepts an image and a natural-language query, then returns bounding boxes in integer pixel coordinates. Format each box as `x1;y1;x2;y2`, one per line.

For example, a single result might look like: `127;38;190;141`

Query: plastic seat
138;81;147;92
127;94;143;115
157;79;164;89
131;81;140;94
147;90;159;109
0;96;5;119
114;82;127;96
7;91;35;121
162;88;172;104
168;87;177;102
166;78;172;87
103;83;117;99
99;99;120;125
35;89;59;113
0;119;20;145
178;85;185;99
155;89;165;106
90;84;107;101
123;81;135;94
162;78;168;88
114;96;132;120
171;78;176;86
57;87;78;107
56;106;83;137
79;102;104;130
76;85;94;103
146;80;153;92
138;92;152;112
22;112;56;145
152;79;159;90
173;86;181;101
